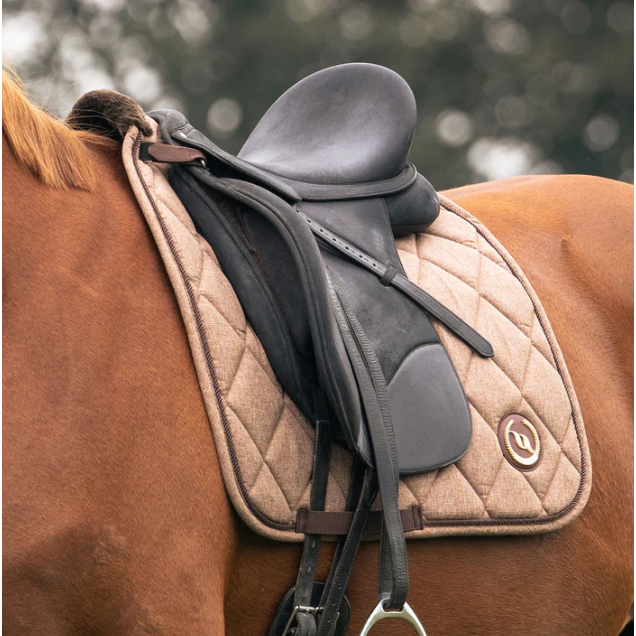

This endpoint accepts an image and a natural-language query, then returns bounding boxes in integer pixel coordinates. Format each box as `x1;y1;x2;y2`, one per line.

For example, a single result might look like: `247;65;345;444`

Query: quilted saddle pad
122;120;591;542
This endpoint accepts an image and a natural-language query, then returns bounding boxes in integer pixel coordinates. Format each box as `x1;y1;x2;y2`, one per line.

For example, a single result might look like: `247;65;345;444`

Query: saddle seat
152;63;439;237
238;63;416;187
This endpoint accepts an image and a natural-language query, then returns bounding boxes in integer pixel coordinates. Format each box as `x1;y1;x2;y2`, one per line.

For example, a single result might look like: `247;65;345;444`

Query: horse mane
2;69;115;190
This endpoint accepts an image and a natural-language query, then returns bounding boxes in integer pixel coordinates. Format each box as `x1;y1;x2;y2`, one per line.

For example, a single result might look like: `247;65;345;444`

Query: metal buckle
359;600;427;636
282;605;323;636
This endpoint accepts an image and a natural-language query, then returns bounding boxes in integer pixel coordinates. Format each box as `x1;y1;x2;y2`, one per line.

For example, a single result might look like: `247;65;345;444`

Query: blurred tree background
3;0;633;188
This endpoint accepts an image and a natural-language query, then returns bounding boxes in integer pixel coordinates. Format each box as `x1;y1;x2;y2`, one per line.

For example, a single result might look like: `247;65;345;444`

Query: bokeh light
2;0;633;188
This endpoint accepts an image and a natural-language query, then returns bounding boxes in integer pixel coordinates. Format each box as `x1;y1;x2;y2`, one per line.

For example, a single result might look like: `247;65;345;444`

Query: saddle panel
387;173;440;237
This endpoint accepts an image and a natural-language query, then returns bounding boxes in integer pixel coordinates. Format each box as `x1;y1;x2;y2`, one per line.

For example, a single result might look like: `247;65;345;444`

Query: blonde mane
2;69;115;190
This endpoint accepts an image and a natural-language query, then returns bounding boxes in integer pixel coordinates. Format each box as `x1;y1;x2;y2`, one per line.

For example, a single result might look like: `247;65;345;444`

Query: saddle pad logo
497;414;542;471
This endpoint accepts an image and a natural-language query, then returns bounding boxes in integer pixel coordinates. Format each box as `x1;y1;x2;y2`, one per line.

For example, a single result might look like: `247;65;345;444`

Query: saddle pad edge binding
122;121;591;544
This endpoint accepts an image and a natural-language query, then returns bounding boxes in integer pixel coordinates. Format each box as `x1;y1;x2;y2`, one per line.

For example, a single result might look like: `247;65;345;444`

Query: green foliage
3;0;633;187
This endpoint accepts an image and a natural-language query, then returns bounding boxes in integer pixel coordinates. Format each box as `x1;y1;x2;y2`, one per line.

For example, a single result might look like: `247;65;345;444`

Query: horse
3;69;633;635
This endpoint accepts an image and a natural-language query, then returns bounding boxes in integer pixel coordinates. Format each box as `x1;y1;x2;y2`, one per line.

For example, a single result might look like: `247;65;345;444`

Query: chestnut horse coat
3;76;633;635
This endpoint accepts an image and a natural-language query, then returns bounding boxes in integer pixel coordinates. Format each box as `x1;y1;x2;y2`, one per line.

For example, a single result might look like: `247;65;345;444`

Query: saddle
143;63;493;636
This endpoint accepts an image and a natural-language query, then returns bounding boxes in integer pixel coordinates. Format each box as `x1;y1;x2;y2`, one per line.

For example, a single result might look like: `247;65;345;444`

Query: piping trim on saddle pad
122;120;591;543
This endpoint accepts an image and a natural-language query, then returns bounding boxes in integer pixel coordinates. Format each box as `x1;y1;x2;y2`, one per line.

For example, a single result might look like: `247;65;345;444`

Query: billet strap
316;457;368;602
295;506;422;535
302;214;494;358
140;142;207;166
282;398;373;636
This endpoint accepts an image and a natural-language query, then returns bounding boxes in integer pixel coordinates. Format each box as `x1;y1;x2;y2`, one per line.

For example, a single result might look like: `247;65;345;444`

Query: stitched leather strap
291;392;332;636
296;506;422;535
140;142;206;166
329;279;408;611
302;214;494;358
315;467;377;636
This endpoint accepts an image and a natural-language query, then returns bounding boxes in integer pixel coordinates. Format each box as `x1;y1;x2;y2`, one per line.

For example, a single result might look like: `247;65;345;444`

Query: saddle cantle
145;63;494;636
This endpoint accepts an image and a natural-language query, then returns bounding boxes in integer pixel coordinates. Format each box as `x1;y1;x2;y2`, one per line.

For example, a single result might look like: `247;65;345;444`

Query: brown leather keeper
140;142;206;165
296;505;423;535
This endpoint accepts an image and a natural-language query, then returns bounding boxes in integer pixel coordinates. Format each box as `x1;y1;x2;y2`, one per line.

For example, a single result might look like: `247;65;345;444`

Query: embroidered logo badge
497;414;541;471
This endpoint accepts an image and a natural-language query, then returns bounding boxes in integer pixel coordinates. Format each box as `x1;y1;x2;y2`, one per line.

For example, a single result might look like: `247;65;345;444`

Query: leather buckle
359;600;427;636
282;605;323;636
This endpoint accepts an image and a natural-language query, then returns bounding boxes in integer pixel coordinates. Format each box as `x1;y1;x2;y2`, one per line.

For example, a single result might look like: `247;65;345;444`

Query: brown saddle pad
121;119;591;542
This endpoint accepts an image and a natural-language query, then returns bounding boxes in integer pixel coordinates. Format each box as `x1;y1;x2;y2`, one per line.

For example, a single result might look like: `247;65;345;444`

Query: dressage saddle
144;63;493;636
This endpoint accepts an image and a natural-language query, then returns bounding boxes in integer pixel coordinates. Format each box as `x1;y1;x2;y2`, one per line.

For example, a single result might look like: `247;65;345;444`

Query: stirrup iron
359;601;427;636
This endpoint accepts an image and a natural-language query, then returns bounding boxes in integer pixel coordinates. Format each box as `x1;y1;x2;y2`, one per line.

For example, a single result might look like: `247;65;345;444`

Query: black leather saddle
145;63;493;636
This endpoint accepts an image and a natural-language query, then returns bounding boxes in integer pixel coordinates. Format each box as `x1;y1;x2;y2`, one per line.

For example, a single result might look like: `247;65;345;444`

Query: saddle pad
122;120;591;542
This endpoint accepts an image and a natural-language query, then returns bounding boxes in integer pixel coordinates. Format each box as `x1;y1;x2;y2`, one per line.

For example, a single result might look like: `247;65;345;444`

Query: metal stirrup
359;601;427;636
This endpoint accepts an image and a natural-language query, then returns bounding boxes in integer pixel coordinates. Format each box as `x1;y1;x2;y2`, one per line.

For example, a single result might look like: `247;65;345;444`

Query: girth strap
315;467;376;636
281;406;375;636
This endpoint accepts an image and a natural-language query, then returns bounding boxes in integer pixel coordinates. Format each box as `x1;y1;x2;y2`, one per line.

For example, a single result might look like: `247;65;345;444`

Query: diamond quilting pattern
123;124;589;542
